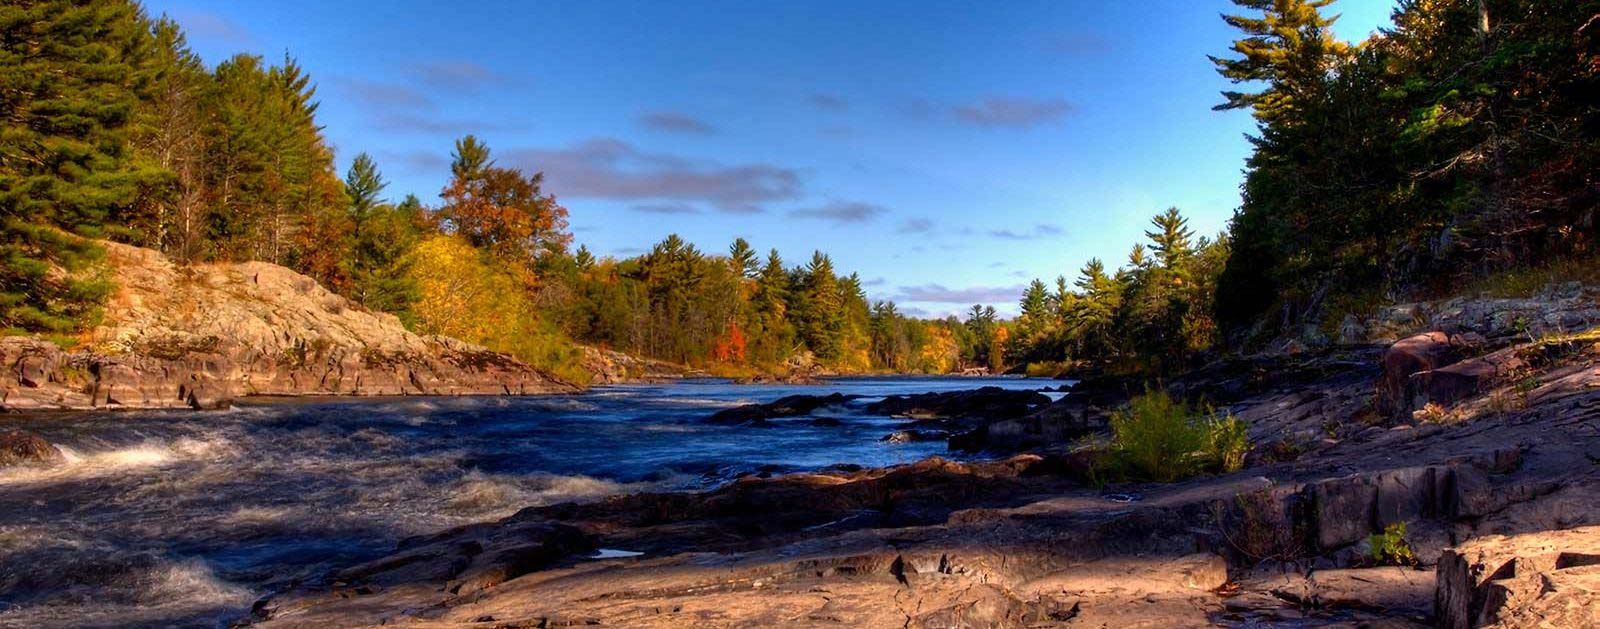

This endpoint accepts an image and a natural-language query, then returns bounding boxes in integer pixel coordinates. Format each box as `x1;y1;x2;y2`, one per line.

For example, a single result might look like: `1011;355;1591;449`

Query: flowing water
0;376;1050;628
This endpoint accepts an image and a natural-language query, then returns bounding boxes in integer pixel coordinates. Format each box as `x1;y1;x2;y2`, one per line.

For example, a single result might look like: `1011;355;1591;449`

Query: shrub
1105;389;1250;482
1205;414;1250;473
1367;522;1417;567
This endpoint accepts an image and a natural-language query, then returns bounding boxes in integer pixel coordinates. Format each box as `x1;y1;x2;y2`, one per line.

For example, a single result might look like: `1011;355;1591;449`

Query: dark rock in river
0;429;64;468
865;386;1049;420
705;392;857;425
881;429;945;443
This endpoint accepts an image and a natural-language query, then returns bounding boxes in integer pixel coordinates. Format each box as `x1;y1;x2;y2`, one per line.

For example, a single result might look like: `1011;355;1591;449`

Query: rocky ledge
250;315;1600;627
1;242;576;412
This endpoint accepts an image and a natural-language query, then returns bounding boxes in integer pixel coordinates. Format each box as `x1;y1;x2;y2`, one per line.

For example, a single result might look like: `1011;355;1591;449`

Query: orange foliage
438;167;571;264
712;319;748;363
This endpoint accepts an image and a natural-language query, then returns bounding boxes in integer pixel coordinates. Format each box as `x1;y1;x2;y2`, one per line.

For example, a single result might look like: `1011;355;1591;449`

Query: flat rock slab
1308;567;1434;615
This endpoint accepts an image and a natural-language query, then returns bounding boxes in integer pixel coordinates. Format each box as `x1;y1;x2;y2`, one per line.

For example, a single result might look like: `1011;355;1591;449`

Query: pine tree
344;152;387;229
1208;0;1349;123
450;135;493;182
132;16;211;261
1145;207;1194;270
798;251;844;359
0;0;159;332
728;237;758;278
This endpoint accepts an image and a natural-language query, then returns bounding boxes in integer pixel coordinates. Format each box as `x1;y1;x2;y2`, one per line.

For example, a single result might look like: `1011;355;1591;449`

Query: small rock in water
0;430;65;468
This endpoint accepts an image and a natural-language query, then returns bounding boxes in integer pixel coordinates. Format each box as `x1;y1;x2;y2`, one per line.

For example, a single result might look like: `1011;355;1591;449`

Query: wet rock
866;386;1049;420
704;392;856;425
0;430;64;468
880;429;943;443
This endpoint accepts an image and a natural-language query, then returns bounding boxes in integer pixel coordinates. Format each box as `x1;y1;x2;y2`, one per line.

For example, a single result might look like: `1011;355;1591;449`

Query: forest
2;0;1596;382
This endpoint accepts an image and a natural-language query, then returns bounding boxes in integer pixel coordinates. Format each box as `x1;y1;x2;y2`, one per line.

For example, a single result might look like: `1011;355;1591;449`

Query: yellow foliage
407;235;590;385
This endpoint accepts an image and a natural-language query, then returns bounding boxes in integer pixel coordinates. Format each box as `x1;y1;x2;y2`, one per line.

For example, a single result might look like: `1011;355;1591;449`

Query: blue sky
146;0;1396;318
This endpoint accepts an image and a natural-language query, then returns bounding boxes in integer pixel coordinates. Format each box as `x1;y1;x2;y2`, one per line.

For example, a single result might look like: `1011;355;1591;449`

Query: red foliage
712;319;747;363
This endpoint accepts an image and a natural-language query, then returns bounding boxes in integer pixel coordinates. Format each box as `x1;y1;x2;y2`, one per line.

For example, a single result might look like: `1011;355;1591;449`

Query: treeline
1006;0;1598;374
1214;0;1599;338
1004;208;1230;375
0;0;985;379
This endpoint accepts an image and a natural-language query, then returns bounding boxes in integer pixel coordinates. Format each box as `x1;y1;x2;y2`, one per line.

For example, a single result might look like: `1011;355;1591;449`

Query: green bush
1367;522;1417;567
1104;389;1250;482
1205;414;1250;473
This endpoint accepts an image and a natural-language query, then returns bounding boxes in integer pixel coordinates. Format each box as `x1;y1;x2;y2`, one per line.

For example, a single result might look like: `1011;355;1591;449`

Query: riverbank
1;242;578;413
248;295;1600;627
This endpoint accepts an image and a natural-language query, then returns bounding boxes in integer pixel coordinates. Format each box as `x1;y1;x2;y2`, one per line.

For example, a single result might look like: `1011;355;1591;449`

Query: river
0;376;1049;628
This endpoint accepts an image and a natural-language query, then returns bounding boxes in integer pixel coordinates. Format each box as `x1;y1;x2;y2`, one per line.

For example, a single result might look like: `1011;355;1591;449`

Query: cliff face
1;242;577;412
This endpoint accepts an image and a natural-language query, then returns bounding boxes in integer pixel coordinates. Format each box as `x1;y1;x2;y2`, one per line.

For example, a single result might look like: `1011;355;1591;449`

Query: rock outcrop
1;242;576;412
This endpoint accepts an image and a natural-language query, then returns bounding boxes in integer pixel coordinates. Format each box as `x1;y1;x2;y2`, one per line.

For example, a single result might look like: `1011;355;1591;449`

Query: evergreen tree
1145;207;1194;270
344;152;386;229
0;0;159;332
1208;0;1348;123
797;251;844;359
728;237;758;278
450;135;493;181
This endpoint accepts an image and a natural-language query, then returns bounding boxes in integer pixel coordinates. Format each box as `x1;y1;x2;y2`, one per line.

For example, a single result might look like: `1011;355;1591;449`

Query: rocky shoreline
1;242;575;412
240;287;1600;628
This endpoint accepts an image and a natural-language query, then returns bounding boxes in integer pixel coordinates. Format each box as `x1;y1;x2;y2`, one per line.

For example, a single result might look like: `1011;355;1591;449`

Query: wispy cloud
370;112;505;135
639;112;715;135
332;77;434;109
173;10;256;45
988;223;1065;240
630;202;701;215
788;201;888;224
895;283;1026;304
809;93;848;110
897;218;934;233
378;149;449;174
954;97;1074;129
506;139;801;213
416;61;516;90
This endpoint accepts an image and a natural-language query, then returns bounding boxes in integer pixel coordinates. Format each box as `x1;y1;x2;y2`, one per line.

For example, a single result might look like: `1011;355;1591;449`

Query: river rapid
0;376;1047;628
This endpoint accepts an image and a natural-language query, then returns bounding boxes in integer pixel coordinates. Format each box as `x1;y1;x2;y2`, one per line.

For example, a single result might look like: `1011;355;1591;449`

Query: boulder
1380;332;1459;416
0;430;64;468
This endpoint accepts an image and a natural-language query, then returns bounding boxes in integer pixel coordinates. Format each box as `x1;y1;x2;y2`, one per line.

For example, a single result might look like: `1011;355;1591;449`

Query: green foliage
1104;389;1249;482
1205;413;1250;473
1367;522;1418;567
0;0;163;332
1213;0;1600;339
1009;207;1228;375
